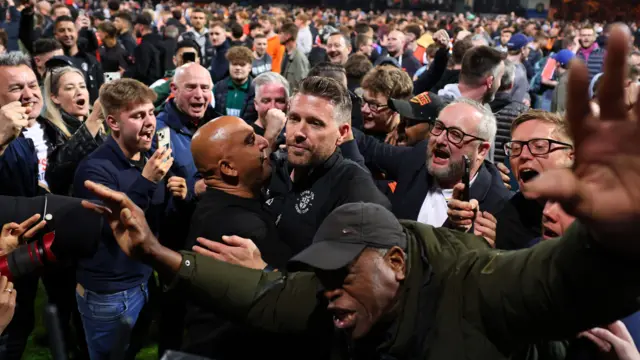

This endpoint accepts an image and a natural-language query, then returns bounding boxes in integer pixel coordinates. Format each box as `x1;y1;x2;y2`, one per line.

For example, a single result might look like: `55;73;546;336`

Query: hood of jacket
437;83;462;100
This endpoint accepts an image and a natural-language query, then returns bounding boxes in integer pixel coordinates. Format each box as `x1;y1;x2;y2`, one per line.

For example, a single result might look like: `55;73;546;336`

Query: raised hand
0;214;47;255
0;276;15;335
142;148;173;184
167;176;188;200
447;183;477;231
524;24;640;247
0;102;29;153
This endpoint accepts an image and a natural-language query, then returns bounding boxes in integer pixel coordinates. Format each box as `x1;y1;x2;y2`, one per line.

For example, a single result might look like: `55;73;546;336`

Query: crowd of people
0;0;637;359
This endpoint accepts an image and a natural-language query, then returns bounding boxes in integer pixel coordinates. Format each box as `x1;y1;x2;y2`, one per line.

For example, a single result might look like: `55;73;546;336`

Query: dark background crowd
0;0;637;359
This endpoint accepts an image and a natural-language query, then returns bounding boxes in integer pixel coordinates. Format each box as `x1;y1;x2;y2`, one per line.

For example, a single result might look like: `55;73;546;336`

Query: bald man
183;116;292;359
385;30;421;77
154;62;219;199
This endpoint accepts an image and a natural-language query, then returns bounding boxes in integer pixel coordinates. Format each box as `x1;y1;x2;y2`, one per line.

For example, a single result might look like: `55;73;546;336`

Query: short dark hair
113;11;132;25
452;37;474;65
404;24;421;39
308;62;346;83
344;53;373;80
33;38;63;56
98;21;118;39
54;15;74;30
230;22;244;39
355;34;371;49
171;9;182;20
191;8;207;16
107;0;120;11
295;76;352;125
280;22;298;41
176;40;201;56
355;22;371;34
249;21;261;32
460;46;506;87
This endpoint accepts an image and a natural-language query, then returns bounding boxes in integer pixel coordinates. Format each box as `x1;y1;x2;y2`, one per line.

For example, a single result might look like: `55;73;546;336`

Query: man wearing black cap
353;94;510;225
122;12;166;86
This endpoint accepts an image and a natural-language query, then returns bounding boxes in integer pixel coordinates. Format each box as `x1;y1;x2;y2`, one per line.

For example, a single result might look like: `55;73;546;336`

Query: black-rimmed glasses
504;138;573;157
430;120;486;145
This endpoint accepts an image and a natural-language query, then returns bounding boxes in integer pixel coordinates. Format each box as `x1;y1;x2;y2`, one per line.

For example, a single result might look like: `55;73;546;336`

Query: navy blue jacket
354;130;513;220
73;137;171;293
209;40;230;84
0;136;41;197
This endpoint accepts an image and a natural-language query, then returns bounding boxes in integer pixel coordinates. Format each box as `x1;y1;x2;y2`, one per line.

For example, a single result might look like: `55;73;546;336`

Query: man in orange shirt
259;15;285;73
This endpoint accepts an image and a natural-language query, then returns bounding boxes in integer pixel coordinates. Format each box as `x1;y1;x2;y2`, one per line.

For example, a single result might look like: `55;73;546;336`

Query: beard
426;146;467;186
482;80;500;104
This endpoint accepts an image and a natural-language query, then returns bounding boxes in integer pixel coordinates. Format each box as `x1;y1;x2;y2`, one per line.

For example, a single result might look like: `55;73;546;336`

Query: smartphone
156;127;171;151
182;52;196;64
462;155;471;202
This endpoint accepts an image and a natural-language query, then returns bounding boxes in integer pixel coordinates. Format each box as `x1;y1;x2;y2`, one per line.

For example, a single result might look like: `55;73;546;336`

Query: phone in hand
156;127;171;151
462;155;471;202
182;52;196;64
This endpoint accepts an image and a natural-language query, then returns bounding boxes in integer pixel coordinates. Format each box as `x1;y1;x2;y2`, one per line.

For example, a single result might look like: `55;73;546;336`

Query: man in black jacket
113;11;137;56
353;96;512;225
123;13;166;86
384;30;421;78
53;16;104;102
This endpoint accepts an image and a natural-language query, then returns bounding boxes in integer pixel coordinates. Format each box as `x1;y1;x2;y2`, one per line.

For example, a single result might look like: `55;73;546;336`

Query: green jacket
174;221;640;360
151;70;175;112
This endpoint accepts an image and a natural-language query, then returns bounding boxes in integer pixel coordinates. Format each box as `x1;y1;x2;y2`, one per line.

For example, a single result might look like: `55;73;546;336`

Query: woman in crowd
43;66;106;195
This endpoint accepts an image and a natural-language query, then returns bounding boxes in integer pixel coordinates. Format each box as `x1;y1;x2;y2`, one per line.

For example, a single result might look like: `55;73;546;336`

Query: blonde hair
511;110;572;143
44;66;85;138
99;78;157;119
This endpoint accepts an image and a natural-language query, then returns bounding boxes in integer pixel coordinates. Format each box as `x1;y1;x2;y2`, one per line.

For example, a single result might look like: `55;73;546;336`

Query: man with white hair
251;72;289;141
353;96;512;225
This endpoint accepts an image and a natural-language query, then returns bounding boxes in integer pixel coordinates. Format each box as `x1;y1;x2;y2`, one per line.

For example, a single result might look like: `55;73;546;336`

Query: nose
257;134;269;150
192;86;204;99
323;288;342;303
517;144;535;161
21;86;34;102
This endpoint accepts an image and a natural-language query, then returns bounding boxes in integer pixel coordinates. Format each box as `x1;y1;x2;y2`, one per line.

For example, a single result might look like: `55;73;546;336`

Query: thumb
470;199;479;212
120;208;140;232
452;183;465;200
1;223;19;236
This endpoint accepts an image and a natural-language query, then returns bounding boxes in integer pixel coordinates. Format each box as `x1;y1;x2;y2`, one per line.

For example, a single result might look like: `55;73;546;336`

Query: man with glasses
353;96;511;225
359;65;413;142
494;110;574;250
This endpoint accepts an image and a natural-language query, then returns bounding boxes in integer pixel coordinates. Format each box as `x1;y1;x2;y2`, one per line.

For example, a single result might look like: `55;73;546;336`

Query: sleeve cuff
163;252;196;292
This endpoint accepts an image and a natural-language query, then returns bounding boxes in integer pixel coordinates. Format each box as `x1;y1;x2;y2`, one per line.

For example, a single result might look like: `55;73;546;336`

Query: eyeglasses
504;138;573;157
430;120;486;145
360;98;389;113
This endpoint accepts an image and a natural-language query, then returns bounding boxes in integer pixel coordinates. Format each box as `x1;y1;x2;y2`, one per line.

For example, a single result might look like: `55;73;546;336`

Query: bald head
387;30;406;55
191;116;271;194
171;63;213;119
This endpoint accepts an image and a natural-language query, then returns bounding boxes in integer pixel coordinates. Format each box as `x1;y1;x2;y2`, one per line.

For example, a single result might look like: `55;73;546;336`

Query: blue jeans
76;284;148;360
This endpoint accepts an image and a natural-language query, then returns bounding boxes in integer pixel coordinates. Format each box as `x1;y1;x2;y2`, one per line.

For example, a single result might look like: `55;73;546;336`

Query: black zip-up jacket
71;51;104;103
123;33;167;86
45;110;105;196
264;148;390;254
489;92;529;164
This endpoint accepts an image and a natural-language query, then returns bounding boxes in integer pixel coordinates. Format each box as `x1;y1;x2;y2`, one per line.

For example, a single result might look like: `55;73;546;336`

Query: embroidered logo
295;190;315;214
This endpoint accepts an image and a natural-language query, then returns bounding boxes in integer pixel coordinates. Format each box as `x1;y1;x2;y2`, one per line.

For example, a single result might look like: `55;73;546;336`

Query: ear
170;82;177;93
567;148;575;163
486;75;494;91
220;160;238;177
33;56;42;66
105;114;119;132
477;141;491;159
335;123;351;146
173;55;178;67
385;246;406;282
51;94;61;105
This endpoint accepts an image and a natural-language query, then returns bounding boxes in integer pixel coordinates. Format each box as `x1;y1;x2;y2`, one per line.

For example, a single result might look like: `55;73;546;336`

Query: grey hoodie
438;83;462;102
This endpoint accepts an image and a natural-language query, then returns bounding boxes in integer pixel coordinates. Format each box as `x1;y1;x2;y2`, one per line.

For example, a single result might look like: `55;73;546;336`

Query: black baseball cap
388;92;444;124
288;203;407;271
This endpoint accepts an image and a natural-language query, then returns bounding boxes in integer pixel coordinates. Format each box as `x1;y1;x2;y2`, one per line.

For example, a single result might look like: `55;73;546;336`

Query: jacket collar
468;160;494;203
104;135;144;169
163;99;217;133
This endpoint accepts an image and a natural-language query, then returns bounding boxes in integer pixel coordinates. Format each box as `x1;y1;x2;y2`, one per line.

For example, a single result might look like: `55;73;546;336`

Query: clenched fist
167;176;188;200
0;102;30;153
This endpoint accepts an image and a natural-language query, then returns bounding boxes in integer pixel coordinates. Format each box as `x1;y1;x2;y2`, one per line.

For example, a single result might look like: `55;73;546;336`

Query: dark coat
489;92;530;164
354;131;513;220
209;39;230;84
213;77;258;124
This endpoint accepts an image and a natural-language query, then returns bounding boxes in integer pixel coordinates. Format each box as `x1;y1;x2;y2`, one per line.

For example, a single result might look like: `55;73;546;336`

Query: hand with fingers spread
447;183;478;231
580;321;640;360
193;236;268;270
167;176;188;200
0;101;30;153
142;148;174;184
0;276;16;335
0;214;47;255
523;24;640;246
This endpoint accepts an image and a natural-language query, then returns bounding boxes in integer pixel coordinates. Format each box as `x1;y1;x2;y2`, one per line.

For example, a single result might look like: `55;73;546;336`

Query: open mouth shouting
542;225;559;240
189;102;205;114
139;128;154;144
518;168;540;183
330;308;357;330
431;147;450;166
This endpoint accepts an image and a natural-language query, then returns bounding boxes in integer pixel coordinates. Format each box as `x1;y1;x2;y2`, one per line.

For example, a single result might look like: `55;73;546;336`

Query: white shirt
23;121;52;187
416;174;478;227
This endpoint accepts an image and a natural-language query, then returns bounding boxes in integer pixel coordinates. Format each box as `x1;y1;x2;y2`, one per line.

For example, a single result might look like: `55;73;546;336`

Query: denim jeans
76;283;148;360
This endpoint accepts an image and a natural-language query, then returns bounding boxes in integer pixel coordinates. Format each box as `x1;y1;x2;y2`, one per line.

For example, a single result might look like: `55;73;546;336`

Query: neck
37;66;46;78
458;83;485;103
231;77;248;86
507;54;521;63
105;38;117;47
66;44;79;57
113;134;141;160
389;49;401;57
203;178;257;199
255;51;264;59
